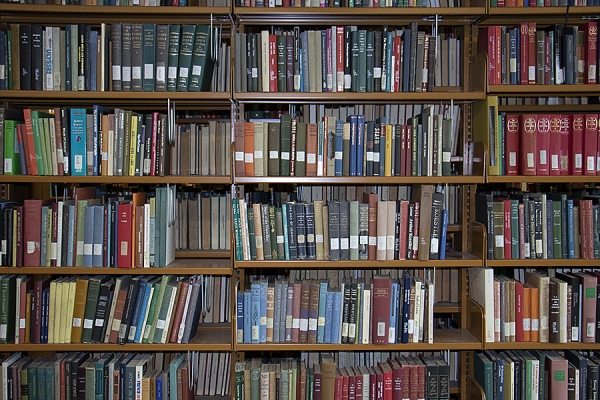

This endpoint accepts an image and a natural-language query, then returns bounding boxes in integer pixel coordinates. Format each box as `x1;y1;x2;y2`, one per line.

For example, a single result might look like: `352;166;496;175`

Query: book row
234;24;462;94
0;23;230;93
3;0;228;6
476;191;600;261
234;106;455;178
236;272;437;345
0;107;231;177
235;0;461;7
233;185;449;261
489;111;600;178
478;22;599;86
470;268;600;344
3;273;231;345
0;187;179;268
235;352;451;400
473;350;598;400
174;190;231;251
491;0;593;6
0;351;231;400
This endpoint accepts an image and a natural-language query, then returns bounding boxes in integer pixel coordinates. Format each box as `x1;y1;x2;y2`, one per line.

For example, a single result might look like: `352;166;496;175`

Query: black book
588;356;600;400
429;192;444;260
366;30;374;93
339;200;350;260
295;202;307;260
77;357;88;399
328;201;340;261
340;281;351;343
344;26;352;91
475;192;494;260
3;206;14;266
406;202;415;260
348;282;357;343
121;23;132;92
84;25;92;91
63;353;75;400
91;279;114;343
373;30;382;92
366;121;374;176
304;203;316;260
286;202;298;260
533;197;543;258
394;124;402;176
394;201;401;261
70;352;88;400
422;355;439;400
142;24;156;92
111;22;122;92
555;272;581;343
359;202;369;260
19;24;31;91
268;205;278;260
116;276;141;345
373;124;380;175
143;113;153;175
61;202;71;267
564;350;588;400
154;24;168;92
31;24;42;91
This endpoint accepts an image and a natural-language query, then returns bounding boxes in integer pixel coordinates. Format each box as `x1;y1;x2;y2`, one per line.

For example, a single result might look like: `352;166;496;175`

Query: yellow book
64;279;77;343
58;278;70;344
48;278;59;344
129;113;138;176
472;95;500;176
385;124;393;176
70;277;89;343
142;371;152;400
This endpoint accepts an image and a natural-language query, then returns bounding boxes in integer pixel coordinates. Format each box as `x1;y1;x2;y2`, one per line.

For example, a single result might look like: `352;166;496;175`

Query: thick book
372;275;391;345
189;24;215;92
176;24;195;92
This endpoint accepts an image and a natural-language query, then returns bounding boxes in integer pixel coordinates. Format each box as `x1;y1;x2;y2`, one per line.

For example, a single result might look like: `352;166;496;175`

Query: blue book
236;290;244;344
348;115;358;176
250;281;261;344
385;31;393;91
44;363;54;400
316;280;328;343
546;199;554;259
323;291;335;343
134;279;154;343
389;281;397;344
567;199;575;258
92;205;104;267
70;108;87;176
516;30;521;83
95;353;113;400
0;31;5;90
331;289;342;344
301;31;309;92
259;279;267;343
356;115;365;176
243;290;252;344
156;374;163;400
42;287;50;343
37;362;45;399
282;204;290;260
40;206;49;266
169;354;184;400
509;29;517;85
401;273;411;343
279;281;288;342
334;120;343;176
128;277;147;343
83;205;95;267
92;106;109;176
439;209;448;260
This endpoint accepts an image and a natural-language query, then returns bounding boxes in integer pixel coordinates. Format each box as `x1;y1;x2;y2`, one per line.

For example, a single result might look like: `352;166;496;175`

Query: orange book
523;286;531;342
305;123;318;177
234;121;245;177
529;285;540;342
243;122;254;176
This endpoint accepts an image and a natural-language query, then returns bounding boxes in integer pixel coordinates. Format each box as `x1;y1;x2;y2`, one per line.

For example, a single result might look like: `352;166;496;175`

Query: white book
413;277;422;343
2;352;21;400
44;27;53;91
159;284;179;344
361;287;370;344
52;26;60;91
209;352;221;395
468;267;495;342
177;280;194;343
137;284;154;343
143;203;150;268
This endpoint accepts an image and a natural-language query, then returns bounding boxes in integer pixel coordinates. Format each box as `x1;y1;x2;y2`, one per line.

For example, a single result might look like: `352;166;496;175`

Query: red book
517;23;529;84
397;358;410;400
576;200;593;259
560;114;571;175
584;114;598;175
528;22;537;84
117;203;133;268
388;360;403;400
18;277;30;343
368;367;377;400
503;199;512;260
408;358;418;400
363;193;378;261
478;26;496;85
505;114;520;175
306;123;318;176
536;114;550;175
32;277;49;344
515;281;524;342
314;365;323;400
23;199;53;266
336;27;345;93
495;26;502;86
334;369;343;400
545;352;568;398
549;115;562;175
269;34;277;92
374;366;384;400
520;114;537;175
347;368;356;400
168;279;190;343
585;21;598;84
22;109;38;176
353;367;363;400
379;363;393;400
394;35;401;93
243;122;254;177
572;114;585;175
372;275;391;344
413;357;426;400
398;200;409;260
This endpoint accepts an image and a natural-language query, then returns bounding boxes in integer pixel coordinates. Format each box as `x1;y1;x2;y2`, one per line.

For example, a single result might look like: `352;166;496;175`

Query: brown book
53;109;65;176
268;122;280;176
308;279;320;344
266;283;275;342
299;279;311;343
306;123;318;176
23;198;54;267
320;353;337;400
108;276;131;344
372;275;391;344
234;121;245;177
70;276;90;343
523;285;532;342
545;351;568;399
243;122;254;176
525;270;550;342
573;272;597;343
362;193;378;261
376;200;387;260
168;279;190;343
411;184;434;261
386;200;396;261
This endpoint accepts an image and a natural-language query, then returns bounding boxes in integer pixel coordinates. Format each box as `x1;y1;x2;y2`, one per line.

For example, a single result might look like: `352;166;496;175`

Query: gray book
130;24;143;92
349;200;359;260
154;25;169;92
121;23;132;92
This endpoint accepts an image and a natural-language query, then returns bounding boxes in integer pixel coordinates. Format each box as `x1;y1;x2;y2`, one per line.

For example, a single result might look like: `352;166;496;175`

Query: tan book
386;200;396;261
266;283;275;343
64;278;77;344
70;277;90;343
209;120;217;176
306;123;318;177
253;121;264;177
260;30;270;92
201;124;210;176
525;270;550;342
320;353;337;399
252;203;264;261
322;205;330;261
314;200;325;260
326;115;336;177
412;184;434;260
376;200;388;260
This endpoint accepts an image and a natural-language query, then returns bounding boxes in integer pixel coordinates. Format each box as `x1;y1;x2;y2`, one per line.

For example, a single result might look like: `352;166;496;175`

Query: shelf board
234;91;484;103
498;104;600;113
235;176;483;184
175;249;231;259
488;5;600;15
485;341;600;351
235;254;482;268
488;84;600;96
434;302;460;313
0;327;231;351
0;175;232;185
235;328;481;351
0;4;231;16
0;258;232;275
487;259;600;268
486;175;600;184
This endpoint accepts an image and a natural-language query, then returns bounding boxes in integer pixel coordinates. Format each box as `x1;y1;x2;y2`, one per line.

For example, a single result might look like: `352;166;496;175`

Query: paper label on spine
296;151;305;162
509;152;517;167
84;319;94;329
377;322;385;337
576;154;583;168
531;319;539;331
72;318;82;328
340;238;349;250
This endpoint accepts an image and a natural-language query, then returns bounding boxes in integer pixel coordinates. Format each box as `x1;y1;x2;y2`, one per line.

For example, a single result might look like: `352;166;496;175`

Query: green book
81;275;104;343
365;30;374;93
249;359;261;400
94;353;113;400
247;207;257;261
350;30;359;92
28;360;38;400
85;358;96;400
0;275;15;344
145;274;174;343
552;201;563;259
1;121;20;173
141;281;161;344
142;24;156;92
176;24;196;92
295;122;307;177
279;114;292;176
358;30;367;92
167;24;181;92
234;361;246;400
268;205;277;260
473;352;493;400
152;281;177;343
232;199;243;261
349;200;359;261
30;111;52;176
268;122;280;177
40;117;52;176
188;24;215;92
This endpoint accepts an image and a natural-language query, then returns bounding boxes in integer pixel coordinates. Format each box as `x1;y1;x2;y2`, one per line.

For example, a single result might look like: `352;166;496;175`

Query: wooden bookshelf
488;84;600;96
486;175;600;184
235;256;483;269
234;91;485;103
484;341;600;351
0;175;232;185
487;259;600;268
235;176;484;184
498;104;600;113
